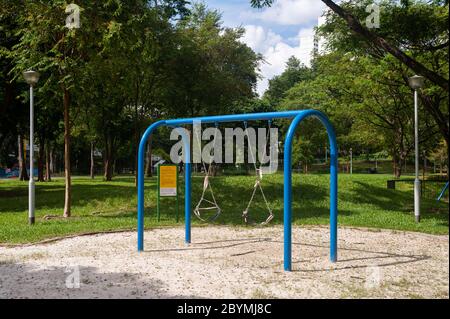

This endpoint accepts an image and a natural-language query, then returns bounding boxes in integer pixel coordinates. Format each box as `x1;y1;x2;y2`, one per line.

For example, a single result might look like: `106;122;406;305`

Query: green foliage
319;0;448;61
258;0;448;178
1;0;261;178
167;3;261;117
318;0;448;145
264;56;312;107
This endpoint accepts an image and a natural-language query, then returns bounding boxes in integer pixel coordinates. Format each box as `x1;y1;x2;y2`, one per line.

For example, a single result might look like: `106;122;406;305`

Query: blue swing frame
137;110;338;271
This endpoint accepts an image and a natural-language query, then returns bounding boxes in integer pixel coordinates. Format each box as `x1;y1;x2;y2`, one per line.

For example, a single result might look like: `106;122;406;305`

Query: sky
202;0;327;96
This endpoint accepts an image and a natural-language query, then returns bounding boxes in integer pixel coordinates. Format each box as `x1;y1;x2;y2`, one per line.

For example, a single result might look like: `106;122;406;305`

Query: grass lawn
0;174;448;244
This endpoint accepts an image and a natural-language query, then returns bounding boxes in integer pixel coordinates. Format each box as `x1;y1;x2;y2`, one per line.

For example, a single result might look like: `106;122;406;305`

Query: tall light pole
23;70;40;225
408;75;425;223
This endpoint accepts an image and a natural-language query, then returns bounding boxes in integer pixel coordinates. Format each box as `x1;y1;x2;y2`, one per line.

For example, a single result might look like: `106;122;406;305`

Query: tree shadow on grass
0;262;201;299
189;177;353;225
348;181;449;226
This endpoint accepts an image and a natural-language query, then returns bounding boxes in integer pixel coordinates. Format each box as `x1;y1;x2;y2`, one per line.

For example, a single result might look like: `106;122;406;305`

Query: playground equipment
241;120;274;225
137;110;338;271
193;123;222;222
437;181;449;202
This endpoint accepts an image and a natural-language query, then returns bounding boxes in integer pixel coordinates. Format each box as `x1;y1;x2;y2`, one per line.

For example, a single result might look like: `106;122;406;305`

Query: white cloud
241;25;283;53
241;26;316;95
242;0;325;26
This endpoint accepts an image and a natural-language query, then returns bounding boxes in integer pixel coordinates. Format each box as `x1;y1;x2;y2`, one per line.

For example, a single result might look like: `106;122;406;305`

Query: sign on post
157;164;179;222
159;165;177;197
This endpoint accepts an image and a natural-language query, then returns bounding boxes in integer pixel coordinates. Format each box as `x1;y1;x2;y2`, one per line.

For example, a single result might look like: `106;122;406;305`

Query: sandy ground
0;226;448;299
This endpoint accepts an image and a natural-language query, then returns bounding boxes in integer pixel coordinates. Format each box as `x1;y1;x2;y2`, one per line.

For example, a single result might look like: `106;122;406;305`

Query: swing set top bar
137;109;338;272
164;110;312;126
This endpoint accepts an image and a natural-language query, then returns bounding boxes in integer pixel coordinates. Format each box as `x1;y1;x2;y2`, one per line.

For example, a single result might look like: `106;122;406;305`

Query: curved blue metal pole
283;110;338;271
137;121;192;251
138;121;165;251
174;128;192;243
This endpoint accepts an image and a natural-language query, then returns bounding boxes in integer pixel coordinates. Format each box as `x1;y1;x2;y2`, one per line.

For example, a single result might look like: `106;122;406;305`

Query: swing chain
242;120;274;226
193;122;222;222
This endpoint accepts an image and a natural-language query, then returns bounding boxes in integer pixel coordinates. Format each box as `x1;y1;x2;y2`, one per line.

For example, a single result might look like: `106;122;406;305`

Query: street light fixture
408;75;425;90
408;75;424;223
23;70;40;87
23;70;40;225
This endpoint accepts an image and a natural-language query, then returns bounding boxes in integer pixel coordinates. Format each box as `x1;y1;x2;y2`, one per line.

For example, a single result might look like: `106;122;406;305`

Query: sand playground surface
0;225;448;299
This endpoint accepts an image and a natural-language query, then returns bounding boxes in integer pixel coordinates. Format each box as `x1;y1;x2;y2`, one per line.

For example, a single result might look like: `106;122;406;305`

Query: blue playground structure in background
437;181;449;202
136;110;338;271
0;168;38;179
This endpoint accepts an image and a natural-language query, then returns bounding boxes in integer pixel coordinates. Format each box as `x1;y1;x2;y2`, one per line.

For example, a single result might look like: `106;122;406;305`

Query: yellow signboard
159;165;177;197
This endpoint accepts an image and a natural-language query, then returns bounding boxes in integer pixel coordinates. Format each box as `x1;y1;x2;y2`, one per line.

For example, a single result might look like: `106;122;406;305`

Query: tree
252;0;448;174
264;56;312;107
0;1;28;180
319;0;449;147
167;3;261;118
11;1;137;215
281;52;441;177
251;0;449;91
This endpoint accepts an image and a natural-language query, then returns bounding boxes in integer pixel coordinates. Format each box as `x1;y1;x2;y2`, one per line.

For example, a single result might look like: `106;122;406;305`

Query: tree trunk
18;134;29;181
393;153;402;179
103;134;114;181
104;157;114;181
145;135;153;178
446;142;450;180
45;142;52;182
37;142;45;182
393;150;399;178
63;89;71;218
393;156;397;178
90;141;95;179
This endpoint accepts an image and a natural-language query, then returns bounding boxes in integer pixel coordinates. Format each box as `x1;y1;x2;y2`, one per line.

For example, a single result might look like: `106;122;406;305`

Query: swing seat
193;126;222;223
196;206;220;211
242;208;273;226
240;121;275;227
194;205;221;222
194;174;221;222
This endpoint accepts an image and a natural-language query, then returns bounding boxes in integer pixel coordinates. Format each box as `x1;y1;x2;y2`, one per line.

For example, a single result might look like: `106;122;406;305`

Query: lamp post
23;70;40;225
408;75;425;223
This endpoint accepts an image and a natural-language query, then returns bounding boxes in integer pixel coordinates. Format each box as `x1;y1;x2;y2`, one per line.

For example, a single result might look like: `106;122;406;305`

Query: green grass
0;174;448;244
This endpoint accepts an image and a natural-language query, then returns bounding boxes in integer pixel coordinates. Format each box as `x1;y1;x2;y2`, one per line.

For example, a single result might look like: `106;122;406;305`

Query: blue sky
201;0;327;95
